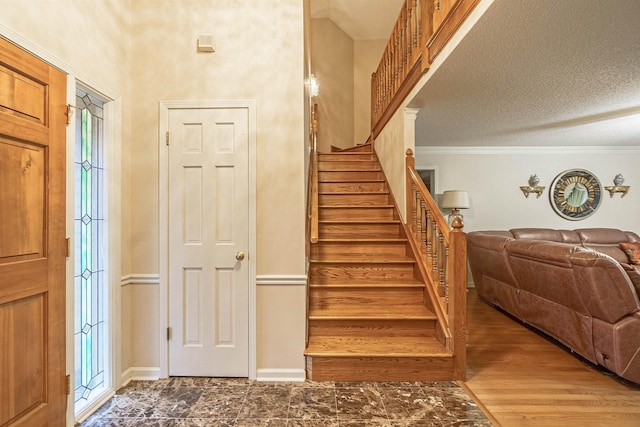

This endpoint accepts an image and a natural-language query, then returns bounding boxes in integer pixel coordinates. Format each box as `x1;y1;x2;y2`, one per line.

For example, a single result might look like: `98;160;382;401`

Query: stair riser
319;161;378;171
319;171;382;181
319;207;396;220
307;319;436;338
309;288;424;308
333;144;372;153
311;242;408;258
306;356;454;382
319;153;375;161
319;223;402;238
318;182;386;193
309;264;416;282
319;193;390;206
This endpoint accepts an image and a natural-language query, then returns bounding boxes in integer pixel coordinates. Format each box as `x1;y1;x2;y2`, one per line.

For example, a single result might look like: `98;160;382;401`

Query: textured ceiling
409;0;640;147
310;0;404;40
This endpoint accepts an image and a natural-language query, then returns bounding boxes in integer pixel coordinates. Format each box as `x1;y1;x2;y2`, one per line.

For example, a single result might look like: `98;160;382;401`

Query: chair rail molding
120;274;160;287
256;274;307;286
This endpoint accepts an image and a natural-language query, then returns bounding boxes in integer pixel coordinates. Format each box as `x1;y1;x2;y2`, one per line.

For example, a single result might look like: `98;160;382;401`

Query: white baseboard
120;366;161;387
256;368;306;382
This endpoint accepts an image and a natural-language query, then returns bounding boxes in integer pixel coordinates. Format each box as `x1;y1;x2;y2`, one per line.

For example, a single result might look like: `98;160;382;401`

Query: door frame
158;100;257;379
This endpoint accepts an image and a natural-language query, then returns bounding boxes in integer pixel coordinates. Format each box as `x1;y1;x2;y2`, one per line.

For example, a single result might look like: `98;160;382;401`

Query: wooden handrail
405;149;467;380
307;104;319;245
371;0;480;139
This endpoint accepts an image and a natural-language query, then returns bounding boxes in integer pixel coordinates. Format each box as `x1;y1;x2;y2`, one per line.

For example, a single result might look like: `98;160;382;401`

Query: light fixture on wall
308;74;319;98
441;190;470;227
604;173;630;198
520;174;545;198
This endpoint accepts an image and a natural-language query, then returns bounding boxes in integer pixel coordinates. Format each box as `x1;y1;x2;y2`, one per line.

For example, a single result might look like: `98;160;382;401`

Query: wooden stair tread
319;169;381;173
319;153;373;157
309;282;424;288
309;254;415;263
319;191;389;195
320;204;394;209
319;178;385;182
305;336;450;358
319;158;376;162
319;180;384;184
309;304;434;319
317;238;407;243
320;219;401;224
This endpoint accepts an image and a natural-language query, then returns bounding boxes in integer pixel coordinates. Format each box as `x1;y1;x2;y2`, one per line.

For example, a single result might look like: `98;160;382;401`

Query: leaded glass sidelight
74;89;108;412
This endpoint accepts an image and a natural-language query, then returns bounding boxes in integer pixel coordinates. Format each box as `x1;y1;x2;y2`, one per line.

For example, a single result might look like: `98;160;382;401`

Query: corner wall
310;18;354;151
0;0;308;396
129;0;306;376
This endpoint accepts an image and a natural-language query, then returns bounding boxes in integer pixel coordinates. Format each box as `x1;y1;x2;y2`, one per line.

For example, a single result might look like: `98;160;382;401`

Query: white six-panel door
167;107;249;377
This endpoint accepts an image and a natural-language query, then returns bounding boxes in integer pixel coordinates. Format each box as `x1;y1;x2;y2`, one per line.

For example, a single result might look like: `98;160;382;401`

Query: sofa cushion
510;228;579;243
620;242;640;265
576;228;631;264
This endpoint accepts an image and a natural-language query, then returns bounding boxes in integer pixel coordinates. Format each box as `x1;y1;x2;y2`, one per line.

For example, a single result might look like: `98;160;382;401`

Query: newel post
406;149;415;229
449;219;467;380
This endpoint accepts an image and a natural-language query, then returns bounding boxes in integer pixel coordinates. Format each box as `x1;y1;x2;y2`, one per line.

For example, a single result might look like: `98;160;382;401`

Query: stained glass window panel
74;88;108;412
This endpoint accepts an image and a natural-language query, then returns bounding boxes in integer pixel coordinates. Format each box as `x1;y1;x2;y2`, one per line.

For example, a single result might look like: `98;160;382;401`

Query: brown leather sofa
467;228;640;384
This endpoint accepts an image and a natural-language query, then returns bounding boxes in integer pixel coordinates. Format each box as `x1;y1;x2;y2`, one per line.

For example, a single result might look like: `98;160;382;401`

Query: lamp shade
441;190;470;209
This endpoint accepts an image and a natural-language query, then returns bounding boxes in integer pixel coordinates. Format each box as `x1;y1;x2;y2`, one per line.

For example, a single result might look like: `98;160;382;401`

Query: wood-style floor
463;289;640;426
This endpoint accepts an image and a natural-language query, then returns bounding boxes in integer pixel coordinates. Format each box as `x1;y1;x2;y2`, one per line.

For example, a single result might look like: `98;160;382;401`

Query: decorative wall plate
549;169;602;220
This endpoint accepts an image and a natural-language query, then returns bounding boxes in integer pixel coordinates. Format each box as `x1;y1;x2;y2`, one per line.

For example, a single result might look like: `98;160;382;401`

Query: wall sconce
441;190;470;227
520;174;545;198
308;74;319;98
604;173;630;198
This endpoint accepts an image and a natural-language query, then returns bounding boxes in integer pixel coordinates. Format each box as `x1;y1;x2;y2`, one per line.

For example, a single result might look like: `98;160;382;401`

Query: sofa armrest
571;251;640;323
468;232;517;286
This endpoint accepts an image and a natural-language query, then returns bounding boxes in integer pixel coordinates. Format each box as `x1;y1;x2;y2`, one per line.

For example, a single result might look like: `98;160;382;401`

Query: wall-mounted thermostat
197;34;215;52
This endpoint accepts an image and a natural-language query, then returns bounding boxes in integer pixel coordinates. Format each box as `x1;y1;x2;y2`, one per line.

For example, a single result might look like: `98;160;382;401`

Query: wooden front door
0;38;67;426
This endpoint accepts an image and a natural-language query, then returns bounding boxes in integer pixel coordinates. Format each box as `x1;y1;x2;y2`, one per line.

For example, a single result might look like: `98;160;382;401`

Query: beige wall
310;18;354;151
354;39;386;145
257;285;307;370
130;0;306;372
310;19;386;151
130;0;305;274
375;108;412;221
1;0;307;385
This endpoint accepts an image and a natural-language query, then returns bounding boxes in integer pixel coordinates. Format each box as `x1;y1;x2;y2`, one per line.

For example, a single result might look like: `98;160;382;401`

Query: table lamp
441;190;470;227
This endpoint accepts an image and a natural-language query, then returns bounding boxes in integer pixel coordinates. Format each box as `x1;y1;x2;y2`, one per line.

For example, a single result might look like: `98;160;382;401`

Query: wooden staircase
304;144;454;381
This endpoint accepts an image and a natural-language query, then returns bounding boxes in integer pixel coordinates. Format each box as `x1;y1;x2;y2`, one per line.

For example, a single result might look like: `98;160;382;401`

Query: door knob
235;251;245;261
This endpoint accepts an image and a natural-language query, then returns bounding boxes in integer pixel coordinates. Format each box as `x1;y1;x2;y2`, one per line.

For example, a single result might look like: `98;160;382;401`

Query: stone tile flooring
79;378;492;426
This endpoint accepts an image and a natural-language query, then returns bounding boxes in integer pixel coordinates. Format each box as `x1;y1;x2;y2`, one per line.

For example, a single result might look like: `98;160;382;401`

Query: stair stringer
372;151;450;349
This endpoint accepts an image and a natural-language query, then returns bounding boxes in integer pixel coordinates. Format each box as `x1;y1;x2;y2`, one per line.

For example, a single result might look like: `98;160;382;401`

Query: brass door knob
235;251;245;261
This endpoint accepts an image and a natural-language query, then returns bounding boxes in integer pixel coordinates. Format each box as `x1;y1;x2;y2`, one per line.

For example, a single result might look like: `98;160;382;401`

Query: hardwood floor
463;289;640;426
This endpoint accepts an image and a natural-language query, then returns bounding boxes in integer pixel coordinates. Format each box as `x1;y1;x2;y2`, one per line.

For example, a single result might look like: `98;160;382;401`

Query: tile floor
79;378;492;426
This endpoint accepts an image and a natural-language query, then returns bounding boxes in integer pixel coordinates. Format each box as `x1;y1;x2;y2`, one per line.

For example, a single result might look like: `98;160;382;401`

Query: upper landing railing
371;0;480;138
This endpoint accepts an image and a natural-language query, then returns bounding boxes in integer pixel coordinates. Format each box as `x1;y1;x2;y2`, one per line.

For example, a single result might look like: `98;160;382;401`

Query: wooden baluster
426;210;433;259
438;233;447;298
420;199;427;261
432;223;439;277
